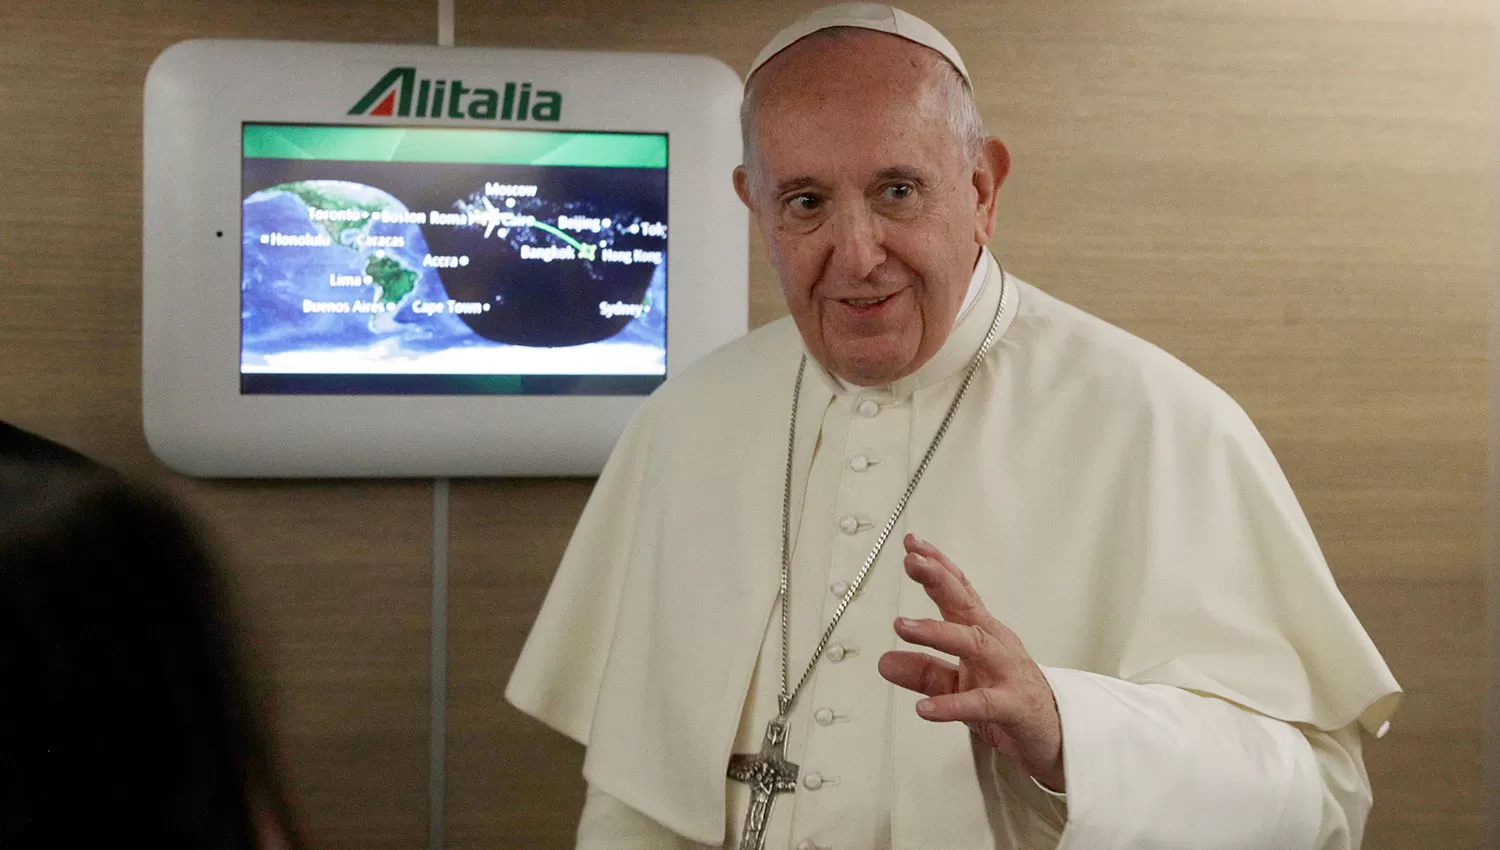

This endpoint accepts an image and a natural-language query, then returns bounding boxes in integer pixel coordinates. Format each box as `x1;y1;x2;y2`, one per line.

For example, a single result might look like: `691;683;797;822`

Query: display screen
240;123;668;395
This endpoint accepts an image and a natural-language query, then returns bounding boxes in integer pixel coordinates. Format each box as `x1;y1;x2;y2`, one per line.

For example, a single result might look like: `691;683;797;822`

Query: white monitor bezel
143;39;746;477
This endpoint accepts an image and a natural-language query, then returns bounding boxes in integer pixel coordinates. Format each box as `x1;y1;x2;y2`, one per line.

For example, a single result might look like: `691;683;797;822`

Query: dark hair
0;453;297;848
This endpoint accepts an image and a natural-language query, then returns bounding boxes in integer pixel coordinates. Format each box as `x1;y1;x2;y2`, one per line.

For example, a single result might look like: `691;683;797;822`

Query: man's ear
733;165;754;210
972;137;1011;245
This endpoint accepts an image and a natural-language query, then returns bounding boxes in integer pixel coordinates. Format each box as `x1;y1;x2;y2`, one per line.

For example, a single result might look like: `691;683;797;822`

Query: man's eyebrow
773;168;931;195
773;176;821;196
873;166;930;184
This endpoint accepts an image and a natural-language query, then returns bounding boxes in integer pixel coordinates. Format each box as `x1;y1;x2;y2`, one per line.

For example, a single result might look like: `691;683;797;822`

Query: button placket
788;391;910;847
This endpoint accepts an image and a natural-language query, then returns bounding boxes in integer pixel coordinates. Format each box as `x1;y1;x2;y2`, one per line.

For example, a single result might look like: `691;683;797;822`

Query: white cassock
506;250;1402;849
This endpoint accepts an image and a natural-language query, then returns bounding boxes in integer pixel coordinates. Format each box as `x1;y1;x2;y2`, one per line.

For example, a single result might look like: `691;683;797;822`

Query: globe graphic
241;180;473;361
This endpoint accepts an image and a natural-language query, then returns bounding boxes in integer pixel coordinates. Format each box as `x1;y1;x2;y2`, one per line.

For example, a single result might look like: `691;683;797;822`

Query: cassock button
814;707;835;726
838;516;860;534
829;581;849;598
803;772;824;790
857;399;880;418
849;454;870;472
826;643;847;662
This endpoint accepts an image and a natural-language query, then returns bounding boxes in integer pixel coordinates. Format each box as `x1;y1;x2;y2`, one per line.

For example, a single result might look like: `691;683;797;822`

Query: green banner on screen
243;124;667;169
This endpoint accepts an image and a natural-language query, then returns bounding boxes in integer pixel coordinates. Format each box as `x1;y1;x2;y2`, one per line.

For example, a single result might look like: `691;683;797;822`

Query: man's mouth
842;294;895;307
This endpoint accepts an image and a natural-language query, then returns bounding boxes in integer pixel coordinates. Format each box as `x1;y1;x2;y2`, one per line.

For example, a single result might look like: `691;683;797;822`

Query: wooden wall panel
179;478;435;849
0;2;438;848
1343;577;1484;845
450;1;1491;849
447;479;592;849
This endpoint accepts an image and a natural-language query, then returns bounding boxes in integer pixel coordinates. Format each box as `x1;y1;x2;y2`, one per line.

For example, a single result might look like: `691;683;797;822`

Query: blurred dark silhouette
0;423;298;849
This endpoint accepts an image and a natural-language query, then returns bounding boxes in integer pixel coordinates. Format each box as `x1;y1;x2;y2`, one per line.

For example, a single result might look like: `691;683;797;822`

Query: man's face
735;32;1007;386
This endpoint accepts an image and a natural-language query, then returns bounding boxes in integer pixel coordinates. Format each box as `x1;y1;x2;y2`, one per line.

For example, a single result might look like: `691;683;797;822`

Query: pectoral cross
727;716;799;850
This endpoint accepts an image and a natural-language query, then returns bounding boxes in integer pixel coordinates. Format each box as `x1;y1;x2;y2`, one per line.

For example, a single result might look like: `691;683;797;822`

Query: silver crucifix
727;716;799;850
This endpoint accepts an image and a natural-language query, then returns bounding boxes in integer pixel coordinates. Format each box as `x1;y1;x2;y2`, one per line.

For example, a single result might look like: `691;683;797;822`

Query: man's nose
826;202;886;280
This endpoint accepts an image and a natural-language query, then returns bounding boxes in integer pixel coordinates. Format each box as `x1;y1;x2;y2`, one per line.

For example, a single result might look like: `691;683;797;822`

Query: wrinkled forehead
751;30;952;128
748;32;958;161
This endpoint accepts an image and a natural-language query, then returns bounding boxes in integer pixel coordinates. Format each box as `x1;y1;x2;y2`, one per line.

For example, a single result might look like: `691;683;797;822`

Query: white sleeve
1305;723;1373;849
576;783;718;850
1041;667;1370;850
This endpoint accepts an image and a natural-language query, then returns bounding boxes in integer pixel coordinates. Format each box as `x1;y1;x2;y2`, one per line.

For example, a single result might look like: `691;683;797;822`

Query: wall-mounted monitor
144;40;745;477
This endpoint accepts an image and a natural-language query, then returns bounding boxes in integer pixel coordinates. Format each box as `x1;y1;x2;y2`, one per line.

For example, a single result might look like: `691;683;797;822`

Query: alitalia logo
349;67;561;122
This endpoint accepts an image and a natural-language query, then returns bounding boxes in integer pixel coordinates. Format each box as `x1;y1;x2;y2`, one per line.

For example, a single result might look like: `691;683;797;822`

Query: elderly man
507;4;1400;849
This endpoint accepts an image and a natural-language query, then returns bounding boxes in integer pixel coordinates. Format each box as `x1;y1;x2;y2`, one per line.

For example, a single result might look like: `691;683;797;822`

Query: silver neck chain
777;266;1010;717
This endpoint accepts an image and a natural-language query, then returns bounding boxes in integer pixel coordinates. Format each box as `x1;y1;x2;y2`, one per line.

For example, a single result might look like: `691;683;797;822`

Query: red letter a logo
370;90;397;116
348;68;416;116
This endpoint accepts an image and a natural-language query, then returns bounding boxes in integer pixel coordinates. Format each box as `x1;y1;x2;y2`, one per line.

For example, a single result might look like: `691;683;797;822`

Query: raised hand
876;534;1065;792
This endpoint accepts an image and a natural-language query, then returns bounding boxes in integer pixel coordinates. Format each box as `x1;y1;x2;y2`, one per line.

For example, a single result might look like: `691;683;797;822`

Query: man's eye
884;183;914;200
787;194;822;213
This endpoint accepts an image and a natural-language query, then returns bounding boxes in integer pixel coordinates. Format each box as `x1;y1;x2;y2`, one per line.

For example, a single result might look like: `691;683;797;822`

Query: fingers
904;534;969;586
877;650;960;697
902;534;987;626
915;687;1022;726
895;615;993;661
